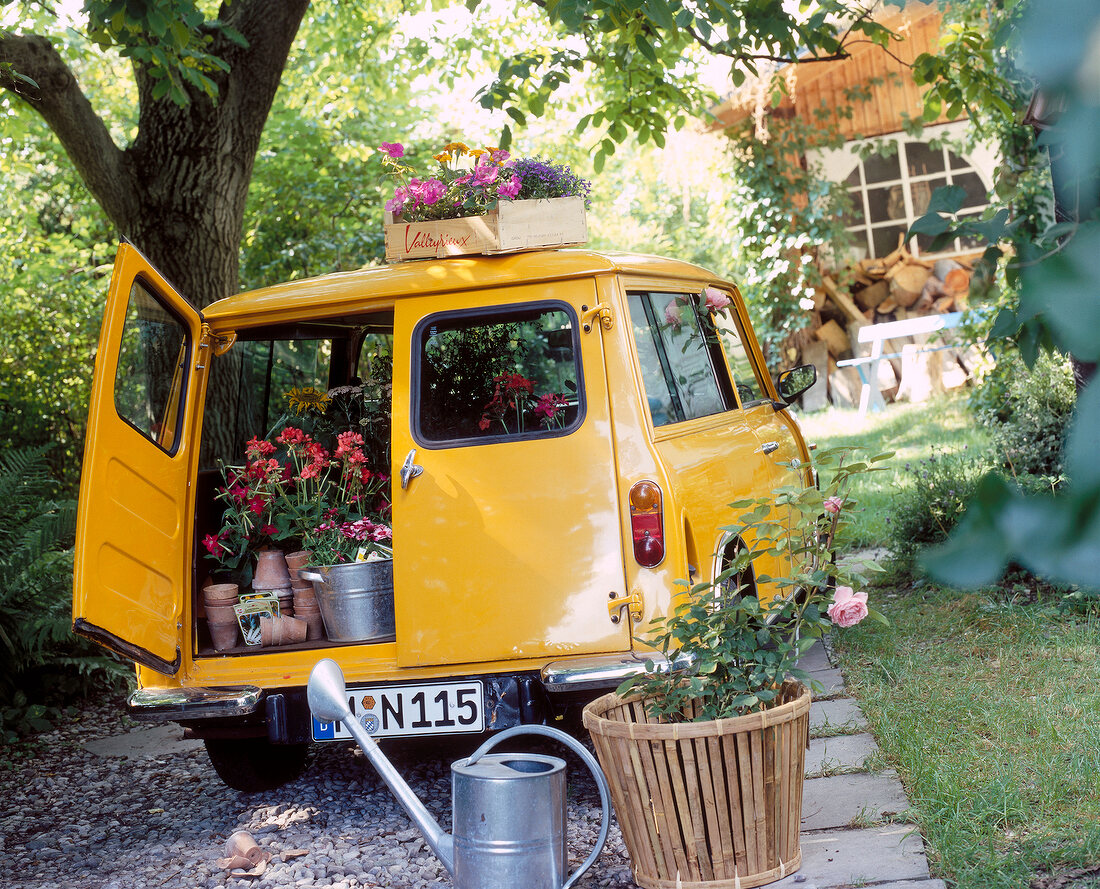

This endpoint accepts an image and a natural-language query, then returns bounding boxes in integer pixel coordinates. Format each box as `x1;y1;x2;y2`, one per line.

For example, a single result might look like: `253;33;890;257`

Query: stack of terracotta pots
286;551;324;640
203;583;240;651
258;613;307;646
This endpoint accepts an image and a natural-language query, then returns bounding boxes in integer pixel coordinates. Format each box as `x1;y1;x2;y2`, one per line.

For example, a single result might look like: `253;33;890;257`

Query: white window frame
810;122;997;262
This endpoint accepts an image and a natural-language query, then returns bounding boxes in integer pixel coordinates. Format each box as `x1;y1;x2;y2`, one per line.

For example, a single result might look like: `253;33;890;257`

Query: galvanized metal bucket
299;560;395;643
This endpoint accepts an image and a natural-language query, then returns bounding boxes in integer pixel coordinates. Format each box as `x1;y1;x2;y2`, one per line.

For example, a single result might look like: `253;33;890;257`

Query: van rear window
414;303;582;445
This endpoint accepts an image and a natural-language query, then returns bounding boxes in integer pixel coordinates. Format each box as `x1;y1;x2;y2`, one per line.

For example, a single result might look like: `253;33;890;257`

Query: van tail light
629;480;665;567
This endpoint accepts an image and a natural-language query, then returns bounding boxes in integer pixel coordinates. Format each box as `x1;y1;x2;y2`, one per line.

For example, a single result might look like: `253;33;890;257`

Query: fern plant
0;447;129;743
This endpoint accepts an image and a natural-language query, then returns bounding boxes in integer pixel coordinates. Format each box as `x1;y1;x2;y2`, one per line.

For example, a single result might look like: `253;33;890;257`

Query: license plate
311;680;485;741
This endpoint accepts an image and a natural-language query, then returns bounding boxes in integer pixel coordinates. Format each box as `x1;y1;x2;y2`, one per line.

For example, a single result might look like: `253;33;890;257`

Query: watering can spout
307;659;455;874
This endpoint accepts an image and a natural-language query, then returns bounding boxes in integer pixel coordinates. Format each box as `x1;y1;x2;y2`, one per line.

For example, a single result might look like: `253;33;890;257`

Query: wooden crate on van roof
383;196;587;262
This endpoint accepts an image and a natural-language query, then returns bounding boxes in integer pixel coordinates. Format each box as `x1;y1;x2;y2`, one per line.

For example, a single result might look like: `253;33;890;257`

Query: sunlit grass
835;587;1100;889
797;394;1100;887
796;391;992;548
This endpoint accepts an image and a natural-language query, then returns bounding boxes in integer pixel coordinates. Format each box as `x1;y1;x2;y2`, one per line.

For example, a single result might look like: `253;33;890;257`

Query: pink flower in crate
704;287;732;311
378;142;404;159
497;175;521;199
827;586;869;628
416;178;446;205
824;496;844;514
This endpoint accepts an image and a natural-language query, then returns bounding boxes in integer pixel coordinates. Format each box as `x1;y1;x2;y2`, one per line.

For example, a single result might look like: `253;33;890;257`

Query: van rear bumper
540;652;690;692
128;686;264;722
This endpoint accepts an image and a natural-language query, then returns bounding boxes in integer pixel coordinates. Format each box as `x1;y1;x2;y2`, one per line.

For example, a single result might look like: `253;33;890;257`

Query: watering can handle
466;724;611;889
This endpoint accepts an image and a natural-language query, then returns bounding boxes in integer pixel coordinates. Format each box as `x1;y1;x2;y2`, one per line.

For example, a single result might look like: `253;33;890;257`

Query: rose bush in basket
618;445;889;721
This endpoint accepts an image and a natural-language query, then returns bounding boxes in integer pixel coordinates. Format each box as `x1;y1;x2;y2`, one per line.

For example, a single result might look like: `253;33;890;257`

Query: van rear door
72;244;203;675
390;280;632;667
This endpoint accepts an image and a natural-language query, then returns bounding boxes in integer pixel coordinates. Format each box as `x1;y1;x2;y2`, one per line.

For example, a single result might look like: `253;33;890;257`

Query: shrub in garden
976;350;1075;480
887;447;988;561
0;447;129;742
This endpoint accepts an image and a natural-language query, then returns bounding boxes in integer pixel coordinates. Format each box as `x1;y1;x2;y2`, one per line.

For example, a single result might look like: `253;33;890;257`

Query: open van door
72;244;204;675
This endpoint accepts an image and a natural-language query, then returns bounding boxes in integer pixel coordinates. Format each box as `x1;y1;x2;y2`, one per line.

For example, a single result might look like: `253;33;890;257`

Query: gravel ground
0;691;638;889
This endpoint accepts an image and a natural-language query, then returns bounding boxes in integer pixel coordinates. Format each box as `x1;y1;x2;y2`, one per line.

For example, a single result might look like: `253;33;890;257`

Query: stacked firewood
790;241;975;408
805;243;970;359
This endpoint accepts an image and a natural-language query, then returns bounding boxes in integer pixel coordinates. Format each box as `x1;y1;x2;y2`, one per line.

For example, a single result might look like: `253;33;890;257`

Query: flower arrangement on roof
378;140;592;223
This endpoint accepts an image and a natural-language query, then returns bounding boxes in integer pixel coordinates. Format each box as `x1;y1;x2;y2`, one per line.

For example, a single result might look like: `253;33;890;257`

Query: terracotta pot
301;612;325;640
204;603;238;624
259;614;307;646
281;615;307;643
291;579;313;593
208;619;239;651
293;590;318;607
284;550;312;580
253;548;292;591
203;583;239;605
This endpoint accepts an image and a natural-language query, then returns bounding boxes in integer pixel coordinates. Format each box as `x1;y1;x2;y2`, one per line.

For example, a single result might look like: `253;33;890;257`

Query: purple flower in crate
378;142;404;159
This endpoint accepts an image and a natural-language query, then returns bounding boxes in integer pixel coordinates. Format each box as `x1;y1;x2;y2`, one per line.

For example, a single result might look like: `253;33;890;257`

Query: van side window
113;279;189;453
713;306;763;405
415;304;582;445
627;291;729;425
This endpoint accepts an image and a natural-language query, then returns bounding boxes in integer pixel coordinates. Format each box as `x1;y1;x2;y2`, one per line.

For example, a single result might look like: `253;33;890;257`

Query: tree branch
0;33;138;228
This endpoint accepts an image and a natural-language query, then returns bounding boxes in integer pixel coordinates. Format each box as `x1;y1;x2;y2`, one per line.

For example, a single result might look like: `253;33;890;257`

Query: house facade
711;1;996;265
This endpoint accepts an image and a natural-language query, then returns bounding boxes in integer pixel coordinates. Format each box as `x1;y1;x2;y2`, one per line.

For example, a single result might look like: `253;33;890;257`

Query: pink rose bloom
824;496;844;514
828;586;869;628
704;287;732;311
664;303;682;328
384;196;405;214
378;141;404;158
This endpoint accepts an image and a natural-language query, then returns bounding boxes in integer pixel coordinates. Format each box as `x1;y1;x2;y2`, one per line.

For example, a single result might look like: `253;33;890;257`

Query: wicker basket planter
582;680;810;889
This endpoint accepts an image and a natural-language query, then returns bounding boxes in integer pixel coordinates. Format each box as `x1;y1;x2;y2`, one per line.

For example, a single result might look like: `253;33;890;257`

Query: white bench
836;312;966;416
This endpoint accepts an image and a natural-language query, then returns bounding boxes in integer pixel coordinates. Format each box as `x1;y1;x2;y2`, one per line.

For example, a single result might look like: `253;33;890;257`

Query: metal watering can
307;658;611;889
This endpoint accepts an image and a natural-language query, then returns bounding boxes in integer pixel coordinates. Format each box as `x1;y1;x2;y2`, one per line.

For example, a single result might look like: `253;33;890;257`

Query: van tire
204;738;309;792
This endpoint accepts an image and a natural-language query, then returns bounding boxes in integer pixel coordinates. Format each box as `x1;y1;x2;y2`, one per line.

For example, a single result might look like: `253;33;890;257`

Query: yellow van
73;244;816;790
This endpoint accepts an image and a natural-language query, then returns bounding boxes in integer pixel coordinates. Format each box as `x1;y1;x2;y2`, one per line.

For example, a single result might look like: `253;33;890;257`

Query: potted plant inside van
582;447;888;889
203;379;392;581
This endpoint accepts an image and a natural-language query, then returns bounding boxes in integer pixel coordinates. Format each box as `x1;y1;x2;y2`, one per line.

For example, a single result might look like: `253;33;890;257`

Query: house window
842;140;989;259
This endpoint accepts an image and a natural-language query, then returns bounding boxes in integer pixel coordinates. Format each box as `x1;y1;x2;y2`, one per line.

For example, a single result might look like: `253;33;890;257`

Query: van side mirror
776;364;817;403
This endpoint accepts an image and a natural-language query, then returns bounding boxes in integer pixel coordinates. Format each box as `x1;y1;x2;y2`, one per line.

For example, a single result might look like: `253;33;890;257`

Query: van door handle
760;441;779;454
400;449;424;489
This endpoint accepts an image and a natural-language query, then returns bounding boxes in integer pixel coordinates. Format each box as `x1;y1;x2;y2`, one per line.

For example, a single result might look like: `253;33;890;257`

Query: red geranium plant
204;425;391;578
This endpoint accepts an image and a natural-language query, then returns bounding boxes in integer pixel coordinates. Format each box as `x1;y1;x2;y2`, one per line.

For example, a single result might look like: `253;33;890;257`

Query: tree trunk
1;0;310;307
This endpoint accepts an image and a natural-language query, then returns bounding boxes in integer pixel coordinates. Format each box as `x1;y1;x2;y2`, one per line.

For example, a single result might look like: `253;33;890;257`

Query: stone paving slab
83;722;204;759
767;824;931;888
806;666;846;698
806;732;879;777
802;771;912;831
797;643;833;673
810;697;868;736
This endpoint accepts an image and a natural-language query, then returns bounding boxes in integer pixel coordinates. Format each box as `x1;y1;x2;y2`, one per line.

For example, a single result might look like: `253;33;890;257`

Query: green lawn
797;391;991;548
798;392;1100;889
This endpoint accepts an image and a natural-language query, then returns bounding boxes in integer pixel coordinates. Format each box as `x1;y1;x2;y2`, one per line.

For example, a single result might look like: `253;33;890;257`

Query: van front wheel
204;738;309;792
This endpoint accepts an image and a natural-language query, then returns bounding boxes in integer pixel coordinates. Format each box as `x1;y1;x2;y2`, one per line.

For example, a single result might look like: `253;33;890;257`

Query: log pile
794;241;975;408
